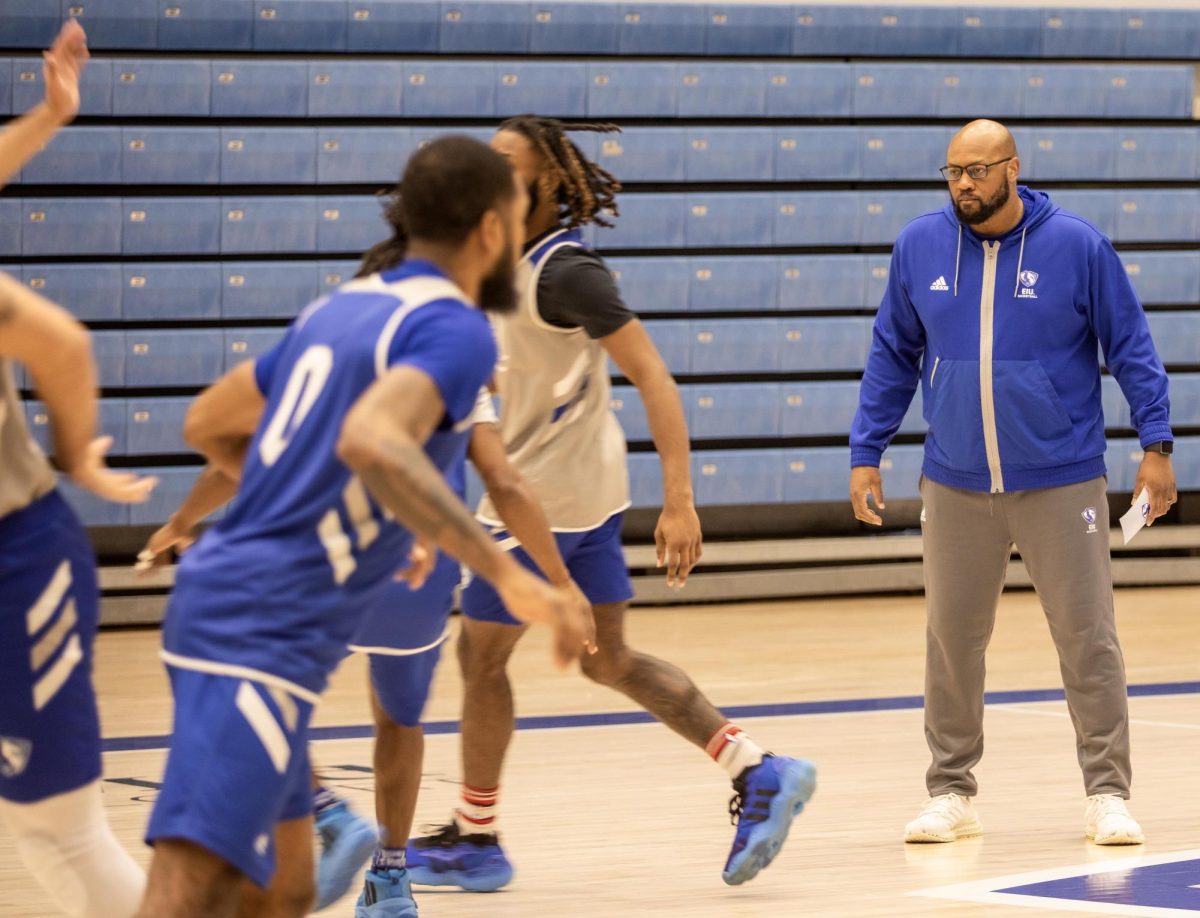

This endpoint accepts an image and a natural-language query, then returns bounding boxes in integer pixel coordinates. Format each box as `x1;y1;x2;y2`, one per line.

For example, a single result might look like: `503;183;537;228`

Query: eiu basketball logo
1018;270;1039;299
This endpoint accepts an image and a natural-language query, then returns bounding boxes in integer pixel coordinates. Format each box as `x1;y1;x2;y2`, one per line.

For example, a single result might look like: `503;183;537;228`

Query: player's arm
0;20;89;191
182;361;266;481
0;272;154;503
136;466;238;571
602;319;702;588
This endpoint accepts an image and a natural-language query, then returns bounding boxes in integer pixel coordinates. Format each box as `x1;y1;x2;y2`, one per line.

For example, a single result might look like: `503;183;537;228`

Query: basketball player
0;20;159;918
407;116;816;889
134;137;589;918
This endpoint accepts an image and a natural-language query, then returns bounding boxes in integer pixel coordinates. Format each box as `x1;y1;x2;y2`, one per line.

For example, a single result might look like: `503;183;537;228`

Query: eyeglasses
939;157;1014;182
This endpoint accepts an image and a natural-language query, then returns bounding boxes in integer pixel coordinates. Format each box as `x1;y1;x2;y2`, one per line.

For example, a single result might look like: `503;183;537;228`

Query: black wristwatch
1145;441;1174;455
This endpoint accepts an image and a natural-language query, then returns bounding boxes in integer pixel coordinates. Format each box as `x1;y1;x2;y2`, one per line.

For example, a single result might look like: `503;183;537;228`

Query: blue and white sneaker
355;868;419;917
406;822;514;892
722;754;817;886
315;801;378;910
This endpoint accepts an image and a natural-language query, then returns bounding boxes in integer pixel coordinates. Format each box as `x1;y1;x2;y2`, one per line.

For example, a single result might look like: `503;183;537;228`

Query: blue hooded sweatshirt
851;186;1172;493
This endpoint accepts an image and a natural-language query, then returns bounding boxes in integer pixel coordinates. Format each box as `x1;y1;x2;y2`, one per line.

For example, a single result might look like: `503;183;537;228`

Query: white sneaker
904;793;983;843
1086;794;1144;845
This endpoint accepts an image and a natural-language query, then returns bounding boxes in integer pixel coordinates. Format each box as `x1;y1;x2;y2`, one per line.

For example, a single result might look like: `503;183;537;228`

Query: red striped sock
707;723;765;780
455;784;499;834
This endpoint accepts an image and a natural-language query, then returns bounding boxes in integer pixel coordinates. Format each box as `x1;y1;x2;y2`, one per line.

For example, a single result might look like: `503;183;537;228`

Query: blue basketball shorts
461;512;633;626
0;490;101;804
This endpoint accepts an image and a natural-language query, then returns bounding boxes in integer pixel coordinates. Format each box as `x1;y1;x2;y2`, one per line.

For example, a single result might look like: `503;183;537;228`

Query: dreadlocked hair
499;115;622;229
356;189;407;278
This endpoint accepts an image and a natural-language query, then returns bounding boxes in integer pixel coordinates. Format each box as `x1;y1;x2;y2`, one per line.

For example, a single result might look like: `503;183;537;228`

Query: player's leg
0;491;146;917
136;838;242;918
312;760;377;911
236;816;316;918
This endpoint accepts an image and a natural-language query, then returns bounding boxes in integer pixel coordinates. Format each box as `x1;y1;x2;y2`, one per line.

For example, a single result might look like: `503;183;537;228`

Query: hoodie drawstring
953;223;962;297
1012;226;1028;298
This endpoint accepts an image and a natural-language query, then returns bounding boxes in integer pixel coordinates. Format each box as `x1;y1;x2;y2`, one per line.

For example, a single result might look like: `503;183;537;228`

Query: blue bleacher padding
222;261;320;319
871;5;963;57
403;61;495;118
0;59;10;116
691;319;780;374
706;4;792;56
774;127;860;182
92;330;126;387
1023;65;1108;118
221;196;317;254
70;0;158;50
319;196;386;253
596;128;685;183
57;478;129;527
781;381;860;437
307;61;405;118
123;127;220;184
1147;313;1200;366
937;63;1024;118
691;383;780;439
1116;190;1199;244
1170;375;1200;427
123;263;222;320
627;451;662;509
860;127;951;182
639;319;690;374
694;449;784;505
0;200;19;256
254;0;348;51
22;197;121;256
1100;375;1130;429
22;264;122;321
112;60;211;117
221;128;316;184
1106;65;1195;119
784;447;847;503
686;194;774;249
130;467;223;526
1018;127;1115;181
439;0;529;53
780;318;871;373
530;2;619;54
860;191;945;247
27;398;127;457
319;260;359;293
12;57;111;116
18;127;121;184
157;0;254;51
1120;252;1200;306
126;330;223;387
609;384;651;441
596;193;685;250
225;327;286;370
688;257;777;312
865;257;890;309
211;60;308;118
127;397;191;456
1051;190;1116;239
678;63;765;118
778;255;867;311
123;197;221;256
766;63;854;118
346;1;439;52
588;63;676;119
791;5;875;56
1120;9;1200;60
496;63;588;118
0;3;59;49
685;128;772;183
1041;8;1123;58
1115;128;1196;181
608;257;689;314
619;2;706;55
1104;439;1136;492
855;63;939;118
775;193;861;248
317;128;413;184
958;6;1043;57
878;444;925;499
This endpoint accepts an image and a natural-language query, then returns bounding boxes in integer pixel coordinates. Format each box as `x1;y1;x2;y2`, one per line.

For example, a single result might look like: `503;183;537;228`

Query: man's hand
654;502;702;589
43;20;89;124
497;568;591;669
395;536;437;590
850;465;886;526
1133;452;1177;526
135;516;196;573
71;436;158;504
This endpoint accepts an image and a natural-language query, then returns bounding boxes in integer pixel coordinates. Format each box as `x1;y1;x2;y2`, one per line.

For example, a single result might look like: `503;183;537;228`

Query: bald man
849;120;1175;845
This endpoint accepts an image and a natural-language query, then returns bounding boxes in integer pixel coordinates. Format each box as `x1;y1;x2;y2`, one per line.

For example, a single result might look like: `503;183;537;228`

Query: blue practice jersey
162;260;497;699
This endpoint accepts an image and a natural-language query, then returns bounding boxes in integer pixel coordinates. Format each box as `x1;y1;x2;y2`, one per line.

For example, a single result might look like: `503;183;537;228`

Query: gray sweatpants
920;475;1131;799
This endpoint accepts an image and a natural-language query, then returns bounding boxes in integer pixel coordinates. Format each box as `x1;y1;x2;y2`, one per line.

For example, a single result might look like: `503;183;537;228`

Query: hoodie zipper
930;356;941;389
979;241;1004;493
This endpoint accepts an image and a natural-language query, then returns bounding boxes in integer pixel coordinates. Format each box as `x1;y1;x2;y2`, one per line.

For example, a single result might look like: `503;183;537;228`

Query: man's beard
954;181;1011;226
479;252;518;314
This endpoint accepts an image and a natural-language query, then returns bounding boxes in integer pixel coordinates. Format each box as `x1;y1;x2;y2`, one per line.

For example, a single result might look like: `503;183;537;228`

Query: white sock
454;784;499;835
706;724;765;780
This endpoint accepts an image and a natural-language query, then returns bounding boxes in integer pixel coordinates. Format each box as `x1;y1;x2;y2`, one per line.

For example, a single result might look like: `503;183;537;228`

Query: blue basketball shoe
315;800;378;909
406;821;514;892
722;754;817;886
356;868;419;917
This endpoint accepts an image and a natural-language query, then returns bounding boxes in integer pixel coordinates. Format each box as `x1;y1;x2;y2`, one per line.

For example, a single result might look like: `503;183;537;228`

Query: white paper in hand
1119;487;1151;545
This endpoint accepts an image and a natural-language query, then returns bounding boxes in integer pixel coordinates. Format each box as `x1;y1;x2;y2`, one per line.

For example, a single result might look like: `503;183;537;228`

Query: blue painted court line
101;679;1200;754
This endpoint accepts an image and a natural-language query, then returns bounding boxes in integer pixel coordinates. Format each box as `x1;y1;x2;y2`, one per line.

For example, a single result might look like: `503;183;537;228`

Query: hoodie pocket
923;359;987;471
992;360;1075;468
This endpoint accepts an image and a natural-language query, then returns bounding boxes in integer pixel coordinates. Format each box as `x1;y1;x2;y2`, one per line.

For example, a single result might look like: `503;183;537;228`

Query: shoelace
918;794;966;820
414;822;460;849
1090;795;1128;819
728;775;775;826
727;776;748;826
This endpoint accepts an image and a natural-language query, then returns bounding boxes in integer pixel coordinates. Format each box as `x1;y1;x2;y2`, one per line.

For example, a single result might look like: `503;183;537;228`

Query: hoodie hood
941;186;1058;296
